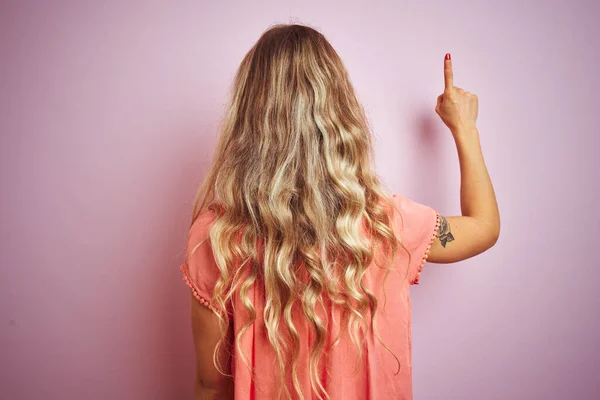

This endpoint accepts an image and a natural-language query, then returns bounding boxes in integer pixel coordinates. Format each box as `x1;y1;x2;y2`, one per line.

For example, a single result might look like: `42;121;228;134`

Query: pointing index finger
444;53;453;92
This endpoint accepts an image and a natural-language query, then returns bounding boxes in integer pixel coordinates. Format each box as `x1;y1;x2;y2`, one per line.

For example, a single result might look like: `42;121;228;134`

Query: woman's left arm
189;291;233;400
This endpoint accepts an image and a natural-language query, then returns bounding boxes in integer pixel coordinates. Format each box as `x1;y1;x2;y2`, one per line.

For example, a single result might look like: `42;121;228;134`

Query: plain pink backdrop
1;1;599;399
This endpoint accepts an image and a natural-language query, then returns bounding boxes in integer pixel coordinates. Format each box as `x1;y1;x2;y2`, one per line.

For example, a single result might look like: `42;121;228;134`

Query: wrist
451;122;478;135
453;127;483;159
452;124;479;143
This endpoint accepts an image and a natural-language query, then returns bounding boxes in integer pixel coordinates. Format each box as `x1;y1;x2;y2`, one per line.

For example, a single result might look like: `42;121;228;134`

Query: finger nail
445;53;451;60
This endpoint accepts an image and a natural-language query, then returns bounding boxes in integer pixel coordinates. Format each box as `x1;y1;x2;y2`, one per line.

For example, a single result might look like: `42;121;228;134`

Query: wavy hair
189;23;408;400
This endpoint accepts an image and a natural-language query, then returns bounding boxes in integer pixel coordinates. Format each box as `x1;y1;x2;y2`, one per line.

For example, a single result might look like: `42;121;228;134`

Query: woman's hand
435;54;478;135
427;53;500;264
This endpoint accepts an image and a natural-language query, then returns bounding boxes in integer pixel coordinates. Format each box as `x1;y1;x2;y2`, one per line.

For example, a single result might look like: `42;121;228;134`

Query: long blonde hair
190;23;407;400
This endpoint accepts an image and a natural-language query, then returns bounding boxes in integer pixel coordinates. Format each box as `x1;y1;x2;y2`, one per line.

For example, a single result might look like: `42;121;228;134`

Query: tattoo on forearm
437;216;455;248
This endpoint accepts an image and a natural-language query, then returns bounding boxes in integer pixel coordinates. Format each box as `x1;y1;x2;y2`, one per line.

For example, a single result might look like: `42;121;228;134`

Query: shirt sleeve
180;212;221;311
391;194;440;285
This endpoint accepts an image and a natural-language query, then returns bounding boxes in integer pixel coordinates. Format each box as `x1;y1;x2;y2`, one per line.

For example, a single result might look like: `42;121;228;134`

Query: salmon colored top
180;194;439;400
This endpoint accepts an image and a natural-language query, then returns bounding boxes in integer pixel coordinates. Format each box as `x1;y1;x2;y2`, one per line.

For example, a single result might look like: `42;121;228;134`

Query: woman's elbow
196;377;233;400
486;221;500;249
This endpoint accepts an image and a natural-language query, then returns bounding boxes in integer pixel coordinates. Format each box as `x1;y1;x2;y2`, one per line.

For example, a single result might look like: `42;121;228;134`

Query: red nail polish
445;53;451;60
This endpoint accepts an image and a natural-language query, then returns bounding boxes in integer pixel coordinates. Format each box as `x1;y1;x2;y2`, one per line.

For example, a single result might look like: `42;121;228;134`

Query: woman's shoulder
388;192;439;247
187;207;219;242
181;207;221;306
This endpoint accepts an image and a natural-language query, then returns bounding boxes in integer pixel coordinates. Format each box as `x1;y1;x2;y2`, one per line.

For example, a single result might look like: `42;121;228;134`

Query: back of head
191;23;403;400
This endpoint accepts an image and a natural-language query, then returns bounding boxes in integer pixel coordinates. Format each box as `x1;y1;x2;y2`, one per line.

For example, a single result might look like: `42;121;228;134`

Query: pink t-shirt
181;193;439;399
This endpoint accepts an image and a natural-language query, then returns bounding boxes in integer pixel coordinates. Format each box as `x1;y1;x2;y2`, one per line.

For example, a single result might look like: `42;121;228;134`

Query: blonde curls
189;23;408;400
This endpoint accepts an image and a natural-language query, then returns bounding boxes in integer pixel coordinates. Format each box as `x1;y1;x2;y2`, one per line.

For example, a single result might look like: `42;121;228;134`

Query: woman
180;24;499;400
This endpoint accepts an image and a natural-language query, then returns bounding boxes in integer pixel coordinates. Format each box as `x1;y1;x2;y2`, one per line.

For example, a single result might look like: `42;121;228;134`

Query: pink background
1;1;599;399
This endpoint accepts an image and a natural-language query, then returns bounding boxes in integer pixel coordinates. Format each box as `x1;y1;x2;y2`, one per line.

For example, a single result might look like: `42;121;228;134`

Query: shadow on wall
408;110;452;289
160;123;215;399
411;111;448;210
